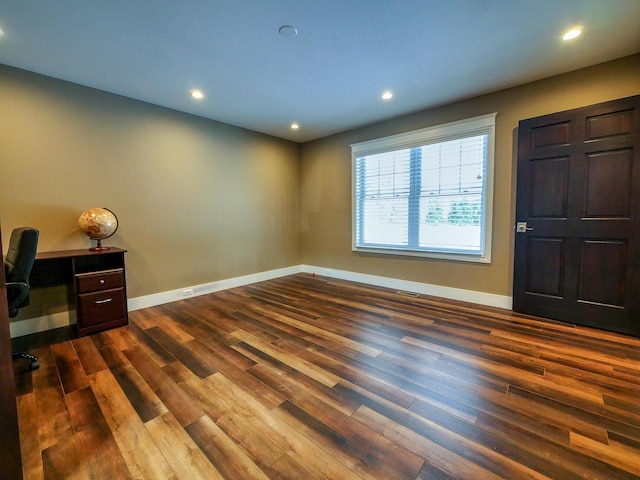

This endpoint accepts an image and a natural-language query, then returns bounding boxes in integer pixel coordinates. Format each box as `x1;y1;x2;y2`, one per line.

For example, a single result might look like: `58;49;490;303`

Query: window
352;113;496;263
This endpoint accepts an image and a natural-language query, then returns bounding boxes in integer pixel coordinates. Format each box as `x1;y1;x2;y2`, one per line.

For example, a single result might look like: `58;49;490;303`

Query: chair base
12;352;40;370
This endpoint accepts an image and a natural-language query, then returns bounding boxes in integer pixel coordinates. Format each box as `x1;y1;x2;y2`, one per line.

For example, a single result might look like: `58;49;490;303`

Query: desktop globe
78;207;118;251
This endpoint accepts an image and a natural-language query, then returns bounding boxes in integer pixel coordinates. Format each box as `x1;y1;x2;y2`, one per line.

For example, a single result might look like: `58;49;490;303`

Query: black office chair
5;227;40;370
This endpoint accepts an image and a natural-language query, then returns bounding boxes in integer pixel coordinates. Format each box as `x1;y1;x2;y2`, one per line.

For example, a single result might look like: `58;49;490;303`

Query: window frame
351;113;497;263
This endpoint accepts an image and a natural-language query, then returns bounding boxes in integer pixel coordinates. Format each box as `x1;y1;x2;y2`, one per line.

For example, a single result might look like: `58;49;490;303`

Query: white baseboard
302;265;513;310
9;311;77;339
10;263;512;337
128;265;303;311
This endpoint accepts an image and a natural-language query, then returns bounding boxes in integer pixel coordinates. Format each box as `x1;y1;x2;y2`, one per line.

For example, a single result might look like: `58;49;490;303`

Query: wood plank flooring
13;273;640;479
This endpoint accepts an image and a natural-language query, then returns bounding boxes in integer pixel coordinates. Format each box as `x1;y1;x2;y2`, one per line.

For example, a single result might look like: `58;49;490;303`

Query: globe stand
89;238;111;252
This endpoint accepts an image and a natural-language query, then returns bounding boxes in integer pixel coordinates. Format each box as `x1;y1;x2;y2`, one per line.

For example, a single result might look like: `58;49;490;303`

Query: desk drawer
76;269;124;294
78;288;127;327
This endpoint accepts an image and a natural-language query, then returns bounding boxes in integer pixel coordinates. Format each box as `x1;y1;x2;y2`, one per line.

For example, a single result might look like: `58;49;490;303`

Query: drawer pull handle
100;279;105;284
95;298;113;304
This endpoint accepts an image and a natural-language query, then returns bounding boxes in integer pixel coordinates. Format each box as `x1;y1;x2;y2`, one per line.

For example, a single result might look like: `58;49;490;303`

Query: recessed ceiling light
279;25;298;38
290;122;300;130
381;91;393;100
563;28;582;40
190;89;204;99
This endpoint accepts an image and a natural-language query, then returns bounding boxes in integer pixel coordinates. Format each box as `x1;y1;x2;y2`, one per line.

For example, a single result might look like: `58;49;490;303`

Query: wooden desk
31;248;128;336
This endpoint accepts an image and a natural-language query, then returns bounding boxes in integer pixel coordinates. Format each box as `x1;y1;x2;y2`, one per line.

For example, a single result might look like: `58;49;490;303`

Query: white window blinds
352;113;496;263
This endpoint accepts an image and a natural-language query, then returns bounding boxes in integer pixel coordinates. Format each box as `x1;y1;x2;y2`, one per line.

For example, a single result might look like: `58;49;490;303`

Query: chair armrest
5;281;29;310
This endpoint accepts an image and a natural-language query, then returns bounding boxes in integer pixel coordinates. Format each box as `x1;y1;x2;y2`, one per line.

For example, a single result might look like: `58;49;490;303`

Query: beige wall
2;55;639;324
299;54;640;297
1;65;301;319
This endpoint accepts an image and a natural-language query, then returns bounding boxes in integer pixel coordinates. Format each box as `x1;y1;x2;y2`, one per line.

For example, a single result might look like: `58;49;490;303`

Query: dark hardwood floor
13;273;640;479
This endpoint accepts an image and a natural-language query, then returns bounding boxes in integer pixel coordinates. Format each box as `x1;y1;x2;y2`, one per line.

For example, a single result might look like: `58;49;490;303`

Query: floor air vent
396;290;420;298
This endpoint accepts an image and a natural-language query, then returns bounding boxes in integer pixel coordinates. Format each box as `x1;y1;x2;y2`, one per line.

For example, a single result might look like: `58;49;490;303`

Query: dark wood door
513;95;640;336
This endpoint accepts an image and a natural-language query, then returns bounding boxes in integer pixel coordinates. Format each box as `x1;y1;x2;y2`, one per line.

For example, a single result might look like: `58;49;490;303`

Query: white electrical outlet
182;288;194;297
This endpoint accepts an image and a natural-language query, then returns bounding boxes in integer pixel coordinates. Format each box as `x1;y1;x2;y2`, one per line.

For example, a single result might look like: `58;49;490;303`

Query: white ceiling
1;1;639;143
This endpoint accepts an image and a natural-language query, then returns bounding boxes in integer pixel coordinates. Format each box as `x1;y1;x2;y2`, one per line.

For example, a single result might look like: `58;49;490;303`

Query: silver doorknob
516;222;533;233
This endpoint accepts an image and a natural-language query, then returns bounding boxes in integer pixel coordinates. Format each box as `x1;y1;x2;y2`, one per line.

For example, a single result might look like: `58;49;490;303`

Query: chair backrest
4;227;39;284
